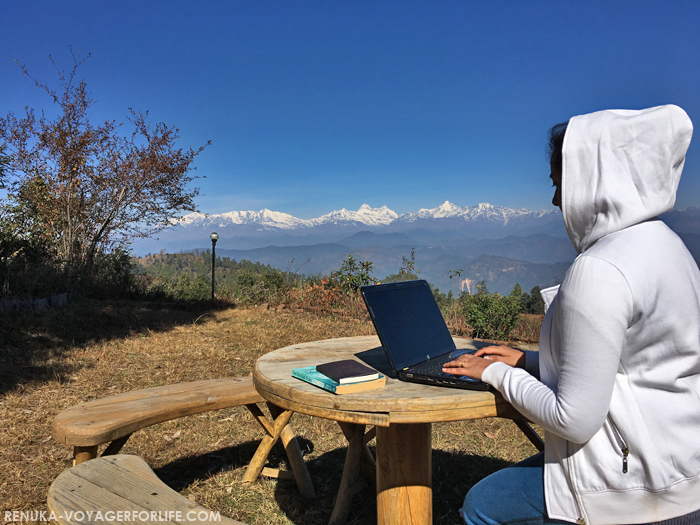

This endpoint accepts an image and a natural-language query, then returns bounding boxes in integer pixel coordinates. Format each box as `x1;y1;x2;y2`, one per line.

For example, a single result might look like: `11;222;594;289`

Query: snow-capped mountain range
135;201;565;256
176;201;555;231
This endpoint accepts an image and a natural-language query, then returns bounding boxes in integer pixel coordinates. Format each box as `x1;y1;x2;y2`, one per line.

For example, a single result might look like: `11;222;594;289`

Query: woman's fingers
474;345;526;368
442;354;492;380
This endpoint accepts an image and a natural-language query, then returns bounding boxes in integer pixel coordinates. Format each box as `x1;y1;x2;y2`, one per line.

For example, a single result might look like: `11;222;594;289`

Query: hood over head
562;104;693;253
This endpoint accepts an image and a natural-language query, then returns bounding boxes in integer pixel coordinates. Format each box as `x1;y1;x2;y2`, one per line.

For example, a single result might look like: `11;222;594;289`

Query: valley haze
133;202;700;296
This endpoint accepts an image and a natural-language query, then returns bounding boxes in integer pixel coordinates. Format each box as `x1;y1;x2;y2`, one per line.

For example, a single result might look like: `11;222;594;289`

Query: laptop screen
361;280;456;371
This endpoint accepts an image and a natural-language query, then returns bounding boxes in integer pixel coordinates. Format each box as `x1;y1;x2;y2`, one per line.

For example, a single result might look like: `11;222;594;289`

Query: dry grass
0;300;540;525
512;314;545;343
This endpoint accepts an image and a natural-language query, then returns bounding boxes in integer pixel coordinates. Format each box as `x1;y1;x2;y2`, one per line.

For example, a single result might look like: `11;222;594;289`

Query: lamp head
210;232;219;243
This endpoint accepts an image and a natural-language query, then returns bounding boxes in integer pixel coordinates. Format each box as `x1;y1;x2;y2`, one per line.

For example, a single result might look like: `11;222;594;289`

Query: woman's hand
474;345;526;368
441;354;492;380
441;345;525;380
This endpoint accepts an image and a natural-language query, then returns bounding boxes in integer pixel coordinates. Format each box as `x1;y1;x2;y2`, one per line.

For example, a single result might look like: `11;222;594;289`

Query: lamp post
210;232;219;301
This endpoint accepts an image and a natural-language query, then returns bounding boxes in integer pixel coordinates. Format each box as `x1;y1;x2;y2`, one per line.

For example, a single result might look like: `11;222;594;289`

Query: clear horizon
2;1;700;220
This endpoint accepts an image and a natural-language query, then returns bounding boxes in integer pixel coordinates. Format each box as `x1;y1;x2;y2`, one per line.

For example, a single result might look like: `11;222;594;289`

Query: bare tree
0;48;209;269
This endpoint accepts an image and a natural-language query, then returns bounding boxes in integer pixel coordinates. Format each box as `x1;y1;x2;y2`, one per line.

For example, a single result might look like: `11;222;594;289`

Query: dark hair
547;121;568;174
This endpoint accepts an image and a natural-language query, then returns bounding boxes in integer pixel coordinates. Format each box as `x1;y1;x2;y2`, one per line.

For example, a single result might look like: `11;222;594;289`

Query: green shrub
0;227;62;298
233;269;287;305
382;248;420;283
82;249;137;298
146;274;211;301
461;281;521;340
329;255;377;293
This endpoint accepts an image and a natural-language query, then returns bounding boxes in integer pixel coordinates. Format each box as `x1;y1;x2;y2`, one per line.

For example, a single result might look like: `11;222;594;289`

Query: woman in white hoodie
444;105;700;525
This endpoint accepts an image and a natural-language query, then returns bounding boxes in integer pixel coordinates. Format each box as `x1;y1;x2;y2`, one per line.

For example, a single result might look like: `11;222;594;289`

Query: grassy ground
0;300;541;525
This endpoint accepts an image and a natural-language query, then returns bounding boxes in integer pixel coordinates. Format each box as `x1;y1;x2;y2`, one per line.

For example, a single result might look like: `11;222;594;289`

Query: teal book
292;366;385;394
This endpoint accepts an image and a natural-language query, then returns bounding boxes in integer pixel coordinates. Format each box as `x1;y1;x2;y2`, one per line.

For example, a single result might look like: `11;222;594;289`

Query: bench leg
73;445;98;465
242;403;315;498
101;434;132;457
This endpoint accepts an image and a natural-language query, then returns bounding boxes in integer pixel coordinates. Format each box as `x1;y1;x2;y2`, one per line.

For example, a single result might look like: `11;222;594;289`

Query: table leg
329;423;366;525
338;421;376;488
513;420;544;451
242;405;293;482
376;423;432;525
268;402;316;498
242;402;316;499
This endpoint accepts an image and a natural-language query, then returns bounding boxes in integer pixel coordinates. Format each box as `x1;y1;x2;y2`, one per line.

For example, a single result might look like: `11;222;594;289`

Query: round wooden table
253;335;528;525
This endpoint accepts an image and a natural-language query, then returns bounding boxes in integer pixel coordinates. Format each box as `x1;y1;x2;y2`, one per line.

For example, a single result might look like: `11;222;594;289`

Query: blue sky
2;1;700;218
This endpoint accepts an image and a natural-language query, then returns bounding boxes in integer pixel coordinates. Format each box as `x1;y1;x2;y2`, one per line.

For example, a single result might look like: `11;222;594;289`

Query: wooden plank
53;377;263;446
258;389;391;427
386;405;510;424
261;467;295;480
49;470;163;525
48;456;245;525
376;424;432;525
69;456;212;515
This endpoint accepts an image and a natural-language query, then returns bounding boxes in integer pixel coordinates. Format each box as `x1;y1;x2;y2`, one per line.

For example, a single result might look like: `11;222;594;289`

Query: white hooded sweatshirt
481;105;700;524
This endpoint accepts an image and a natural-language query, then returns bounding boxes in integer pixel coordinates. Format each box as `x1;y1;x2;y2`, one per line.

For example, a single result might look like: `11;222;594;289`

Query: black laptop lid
360;280;456;371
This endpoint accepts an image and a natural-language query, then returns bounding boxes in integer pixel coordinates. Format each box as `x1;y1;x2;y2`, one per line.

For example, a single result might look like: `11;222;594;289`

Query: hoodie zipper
607;415;629;474
565;440;588;525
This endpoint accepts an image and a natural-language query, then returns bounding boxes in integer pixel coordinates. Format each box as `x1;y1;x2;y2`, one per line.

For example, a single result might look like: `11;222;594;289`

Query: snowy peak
175;209;306;229
310;204;398;226
397;201;552;225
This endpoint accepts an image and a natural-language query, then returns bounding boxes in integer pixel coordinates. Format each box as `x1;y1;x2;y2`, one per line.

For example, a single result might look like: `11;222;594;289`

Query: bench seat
52;377;263;449
51;376;315;498
48;455;247;525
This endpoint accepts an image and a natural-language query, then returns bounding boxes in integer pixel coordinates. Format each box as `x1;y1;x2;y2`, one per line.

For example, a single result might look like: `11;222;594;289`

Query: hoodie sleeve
481;255;632;444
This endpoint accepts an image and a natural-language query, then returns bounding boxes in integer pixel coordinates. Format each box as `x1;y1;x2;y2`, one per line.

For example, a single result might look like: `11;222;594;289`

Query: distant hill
215;234;576;295
443;255;570;296
338;231;418;248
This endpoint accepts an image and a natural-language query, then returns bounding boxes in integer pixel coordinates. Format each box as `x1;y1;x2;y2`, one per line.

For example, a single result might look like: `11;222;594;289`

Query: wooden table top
253;335;520;427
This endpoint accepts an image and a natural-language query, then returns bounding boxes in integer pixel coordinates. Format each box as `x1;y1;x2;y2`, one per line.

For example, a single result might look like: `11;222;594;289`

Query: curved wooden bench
48;455;247;525
51;377;315;498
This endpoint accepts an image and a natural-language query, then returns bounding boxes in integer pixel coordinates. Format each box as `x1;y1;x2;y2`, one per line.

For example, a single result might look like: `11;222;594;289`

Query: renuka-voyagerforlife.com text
5;510;223;523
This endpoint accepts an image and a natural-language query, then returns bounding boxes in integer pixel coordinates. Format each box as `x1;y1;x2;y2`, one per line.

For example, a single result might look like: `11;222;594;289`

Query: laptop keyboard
413;349;477;376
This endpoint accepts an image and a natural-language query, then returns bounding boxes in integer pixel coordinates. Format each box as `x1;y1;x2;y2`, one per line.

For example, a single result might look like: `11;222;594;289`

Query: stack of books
292;359;386;394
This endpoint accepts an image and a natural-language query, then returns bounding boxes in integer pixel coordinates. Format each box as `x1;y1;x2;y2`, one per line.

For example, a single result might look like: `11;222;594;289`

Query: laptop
360;279;490;391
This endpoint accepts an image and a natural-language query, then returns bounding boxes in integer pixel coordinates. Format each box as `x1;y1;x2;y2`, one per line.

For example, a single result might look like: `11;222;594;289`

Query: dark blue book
316;359;380;384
